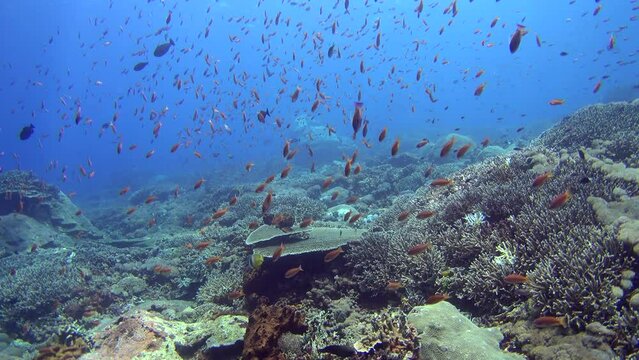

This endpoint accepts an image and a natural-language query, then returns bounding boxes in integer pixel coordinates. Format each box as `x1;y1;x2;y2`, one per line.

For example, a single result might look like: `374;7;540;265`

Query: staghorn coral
266;188;327;222
347;135;638;355
348;229;445;302
195;258;245;312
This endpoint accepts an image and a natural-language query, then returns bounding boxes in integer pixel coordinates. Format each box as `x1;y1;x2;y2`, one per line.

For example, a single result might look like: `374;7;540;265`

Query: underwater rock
83;310;247;360
407;302;524;360
0;171;103;247
0;213;61;255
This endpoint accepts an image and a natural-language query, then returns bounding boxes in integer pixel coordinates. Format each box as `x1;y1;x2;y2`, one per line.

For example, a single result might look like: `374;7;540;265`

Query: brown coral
242;300;307;360
35;337;90;360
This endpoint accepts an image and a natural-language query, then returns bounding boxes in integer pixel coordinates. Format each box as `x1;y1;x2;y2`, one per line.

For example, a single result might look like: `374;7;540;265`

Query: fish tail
169;39;175;46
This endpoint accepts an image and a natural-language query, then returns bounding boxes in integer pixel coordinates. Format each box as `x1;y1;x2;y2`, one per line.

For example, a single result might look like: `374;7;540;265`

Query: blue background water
0;0;637;204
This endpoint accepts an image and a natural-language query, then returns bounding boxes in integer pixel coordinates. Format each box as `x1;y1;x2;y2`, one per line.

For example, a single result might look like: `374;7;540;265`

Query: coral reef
501;320;618;360
348;140;637;354
537;99;639;167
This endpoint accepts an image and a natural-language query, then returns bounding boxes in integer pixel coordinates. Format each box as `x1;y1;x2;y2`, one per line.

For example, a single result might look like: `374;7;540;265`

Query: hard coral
35;337;90;360
242;300;307;360
537;100;639;167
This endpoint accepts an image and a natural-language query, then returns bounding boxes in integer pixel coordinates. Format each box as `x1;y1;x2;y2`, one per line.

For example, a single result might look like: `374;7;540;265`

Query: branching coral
537;100;639;167
348;229;445;303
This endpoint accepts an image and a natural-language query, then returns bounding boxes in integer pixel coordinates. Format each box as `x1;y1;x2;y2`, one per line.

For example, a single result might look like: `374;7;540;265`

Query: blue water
0;0;637;201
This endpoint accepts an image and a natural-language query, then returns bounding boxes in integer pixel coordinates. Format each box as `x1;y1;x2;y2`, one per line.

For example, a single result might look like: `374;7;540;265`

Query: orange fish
280;164;292;179
284;265;303;279
194;178;205;190
549;190;571;209
248;221;260;230
344;160;352;177
170;143;180;153
324;247;344;263
407;243;432;255
229;195;238;206
456;143;472;159
353;164;362;175
607;34;615;50
431;178;453;187
503;273;528;284
205;256;222;266
300;217;314;228
195;241;211;250
153;264;172;275
265;175;276;184
212;207;229;219
533;315;567;328
255;183;267;193
245;162;255;171
322;177;333;189
145;195;157;204
440;136;456;157
291;86;301;102
475;69;485;78
283;140;290;158
348;213;362;224
397;211;410;221
474;83;486;96
145;149;155;158
228;289;244;300
346;195;358;204
378;127;387;142
425;293;449;304
416;210;436;219
386;280;403;291
262;191;273;213
331;191;340;201
416;138;429;148
593;4;602;16
391;138;400;156
593;80;602;94
480;138;490;147
126;207;137;215
490;16;499;28
549;99;565;106
272;242;285;262
119;186;130;196
194;151;202;159
532;172;552;187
